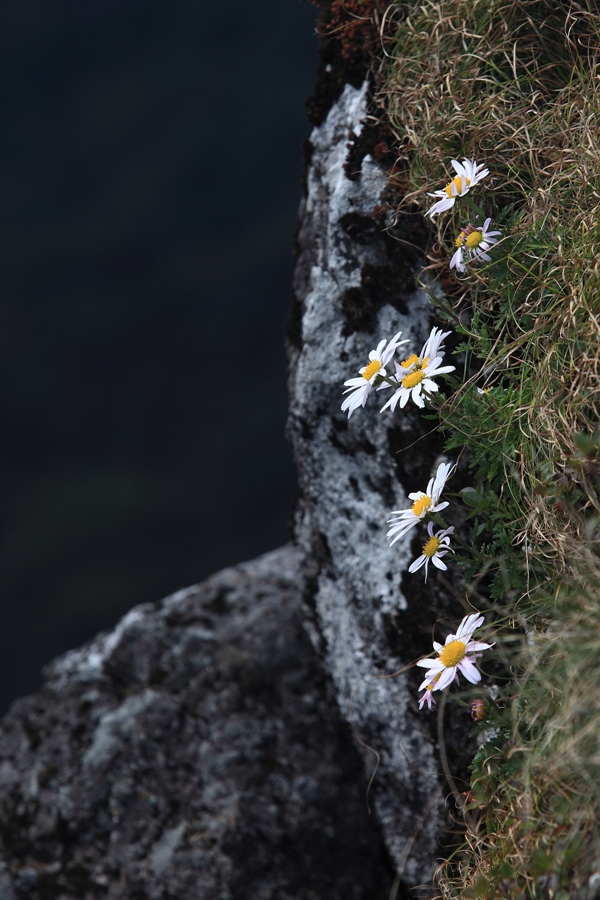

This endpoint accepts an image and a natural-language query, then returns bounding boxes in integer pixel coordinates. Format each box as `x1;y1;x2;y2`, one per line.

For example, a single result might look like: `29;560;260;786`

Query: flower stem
376;373;400;389
463;195;486;223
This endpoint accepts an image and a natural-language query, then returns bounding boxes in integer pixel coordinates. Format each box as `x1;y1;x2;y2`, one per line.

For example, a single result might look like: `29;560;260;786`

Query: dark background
0;0;318;715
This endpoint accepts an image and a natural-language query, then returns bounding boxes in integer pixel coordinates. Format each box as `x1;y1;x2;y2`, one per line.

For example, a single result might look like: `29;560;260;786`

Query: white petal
450;248;465;271
411;386;425;408
455;613;484;639
466;640;493;652
416;657;443;670
427;196;455;216
459;658;481;684
435;667;456;691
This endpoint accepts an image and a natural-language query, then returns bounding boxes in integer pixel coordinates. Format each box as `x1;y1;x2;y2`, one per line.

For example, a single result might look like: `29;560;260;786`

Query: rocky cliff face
287;80;468;886
0;547;393;899
0;77;471;900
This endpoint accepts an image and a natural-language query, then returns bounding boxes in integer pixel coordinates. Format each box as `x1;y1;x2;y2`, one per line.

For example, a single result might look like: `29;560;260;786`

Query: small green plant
330;0;600;892
368;0;600;894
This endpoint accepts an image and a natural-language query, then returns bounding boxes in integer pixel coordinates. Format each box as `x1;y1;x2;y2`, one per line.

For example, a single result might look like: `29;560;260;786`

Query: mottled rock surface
0;546;394;900
287;81;470;887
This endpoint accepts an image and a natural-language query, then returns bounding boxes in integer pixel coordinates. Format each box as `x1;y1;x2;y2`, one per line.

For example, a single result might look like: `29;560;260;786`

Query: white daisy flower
450;218;502;273
390;326;451;376
416;613;494;692
421;326;451;363
387;461;454;545
408;522;454;582
379;354;456;412
341;331;408;418
426;159;489;217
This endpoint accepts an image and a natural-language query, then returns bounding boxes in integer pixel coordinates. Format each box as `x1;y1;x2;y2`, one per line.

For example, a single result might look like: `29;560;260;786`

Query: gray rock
0;77;474;900
287;81;470;884
0;546;393;899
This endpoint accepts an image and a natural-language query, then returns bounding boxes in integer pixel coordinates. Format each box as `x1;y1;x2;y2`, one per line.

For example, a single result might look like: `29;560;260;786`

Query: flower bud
471;698;486;721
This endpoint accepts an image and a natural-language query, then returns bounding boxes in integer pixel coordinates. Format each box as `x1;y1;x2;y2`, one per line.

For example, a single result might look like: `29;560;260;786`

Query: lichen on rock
287;80;468;885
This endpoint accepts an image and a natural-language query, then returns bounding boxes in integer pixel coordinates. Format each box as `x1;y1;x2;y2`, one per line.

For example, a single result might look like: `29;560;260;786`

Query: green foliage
378;0;600;894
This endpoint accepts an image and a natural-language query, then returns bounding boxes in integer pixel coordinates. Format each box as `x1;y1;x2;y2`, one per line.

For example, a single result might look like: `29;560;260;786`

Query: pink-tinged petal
419;691;435;710
431;556;448;571
458;658;481;684
466;640;494;652
408;556;427;573
435;667;456;691
416;657;443;670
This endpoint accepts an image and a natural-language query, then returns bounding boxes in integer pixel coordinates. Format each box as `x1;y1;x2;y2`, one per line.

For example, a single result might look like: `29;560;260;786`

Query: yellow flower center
400;353;419;369
444;174;470;199
411;495;431;517
402;370;425;389
455;233;466;247
439;640;467;667
362;359;382;381
422;535;441;558
466;230;483;249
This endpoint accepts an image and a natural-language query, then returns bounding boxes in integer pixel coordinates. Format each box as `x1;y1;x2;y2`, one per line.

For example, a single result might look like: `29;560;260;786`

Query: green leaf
461;487;484;507
463;876;491;898
574;430;600;455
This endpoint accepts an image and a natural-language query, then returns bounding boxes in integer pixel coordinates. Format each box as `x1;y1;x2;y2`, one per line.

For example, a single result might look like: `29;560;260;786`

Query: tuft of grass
375;0;600;894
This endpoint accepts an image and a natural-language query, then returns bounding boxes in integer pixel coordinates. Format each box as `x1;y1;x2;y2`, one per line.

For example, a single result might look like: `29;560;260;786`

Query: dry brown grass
374;0;600;894
378;0;600;575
